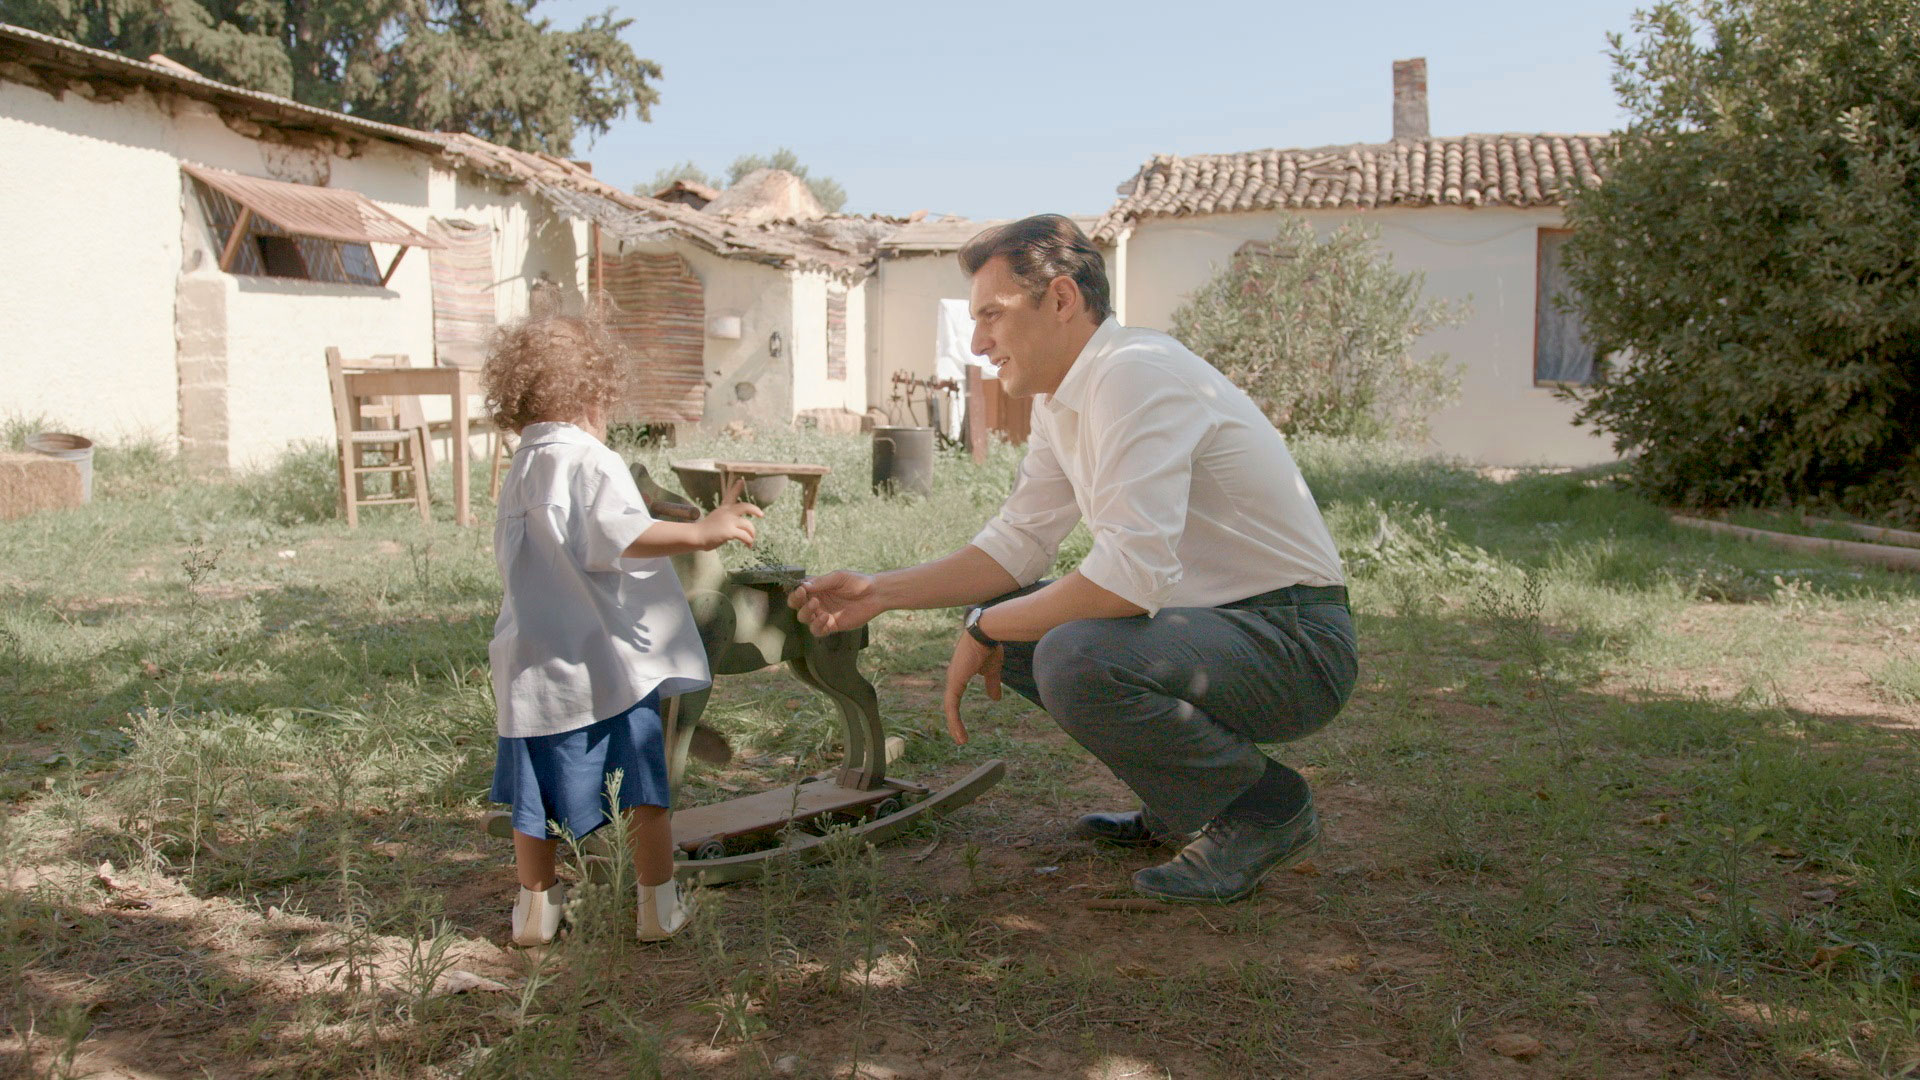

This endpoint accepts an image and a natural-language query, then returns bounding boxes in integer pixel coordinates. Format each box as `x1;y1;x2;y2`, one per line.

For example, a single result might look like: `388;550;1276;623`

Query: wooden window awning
183;163;443;284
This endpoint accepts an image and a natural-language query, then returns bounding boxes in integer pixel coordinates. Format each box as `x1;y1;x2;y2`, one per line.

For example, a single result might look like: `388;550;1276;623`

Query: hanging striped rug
427;218;496;368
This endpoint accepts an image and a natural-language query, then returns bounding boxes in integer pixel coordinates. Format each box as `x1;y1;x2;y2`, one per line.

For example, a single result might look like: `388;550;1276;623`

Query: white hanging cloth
934;298;991;439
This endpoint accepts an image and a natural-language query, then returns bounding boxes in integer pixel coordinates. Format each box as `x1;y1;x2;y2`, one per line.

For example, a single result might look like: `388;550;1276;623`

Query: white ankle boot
636;878;694;941
511;882;568;947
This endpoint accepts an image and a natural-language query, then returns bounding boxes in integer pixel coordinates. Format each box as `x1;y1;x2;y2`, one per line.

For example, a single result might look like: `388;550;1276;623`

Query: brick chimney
1393;58;1429;140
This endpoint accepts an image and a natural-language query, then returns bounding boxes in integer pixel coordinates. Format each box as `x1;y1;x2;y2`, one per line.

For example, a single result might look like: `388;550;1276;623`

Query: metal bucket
25;431;93;502
871;425;934;497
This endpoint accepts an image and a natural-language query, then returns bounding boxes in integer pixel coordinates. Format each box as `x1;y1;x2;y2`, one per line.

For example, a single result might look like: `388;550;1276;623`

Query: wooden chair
325;347;431;527
349;352;437;459
349;351;512;502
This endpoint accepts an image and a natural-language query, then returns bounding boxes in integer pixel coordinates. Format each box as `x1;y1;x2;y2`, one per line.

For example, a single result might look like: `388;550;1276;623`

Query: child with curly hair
482;315;762;945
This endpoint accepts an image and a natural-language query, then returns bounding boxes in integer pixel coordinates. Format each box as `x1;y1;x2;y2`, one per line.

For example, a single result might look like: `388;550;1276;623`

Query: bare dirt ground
14;595;1911;1080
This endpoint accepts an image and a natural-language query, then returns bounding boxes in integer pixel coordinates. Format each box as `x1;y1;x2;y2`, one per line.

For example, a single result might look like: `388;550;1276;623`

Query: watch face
964;606;993;645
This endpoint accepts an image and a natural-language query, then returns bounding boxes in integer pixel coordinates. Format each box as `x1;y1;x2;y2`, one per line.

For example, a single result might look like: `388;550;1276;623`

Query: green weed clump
1873;656;1920;705
1339;500;1500;585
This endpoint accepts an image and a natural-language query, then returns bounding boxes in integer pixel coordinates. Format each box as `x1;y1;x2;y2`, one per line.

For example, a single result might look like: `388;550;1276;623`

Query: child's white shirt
489;422;711;739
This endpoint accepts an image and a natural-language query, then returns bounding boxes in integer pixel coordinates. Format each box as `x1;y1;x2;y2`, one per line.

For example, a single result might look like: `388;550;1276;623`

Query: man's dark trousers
995;585;1358;834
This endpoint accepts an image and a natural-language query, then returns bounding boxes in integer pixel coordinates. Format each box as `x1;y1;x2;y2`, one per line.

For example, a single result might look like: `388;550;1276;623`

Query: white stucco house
3;31;1612;471
0;23;888;469
0;25;541;469
507;162;895;435
866;60;1616;466
1092;60;1615;466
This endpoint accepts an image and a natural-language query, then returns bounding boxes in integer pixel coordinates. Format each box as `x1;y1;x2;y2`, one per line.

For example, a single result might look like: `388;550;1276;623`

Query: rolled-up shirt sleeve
969;416;1082;585
579;459;656;572
1073;359;1215;615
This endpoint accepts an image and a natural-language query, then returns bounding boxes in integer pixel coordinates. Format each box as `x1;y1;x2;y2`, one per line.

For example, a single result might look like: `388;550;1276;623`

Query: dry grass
0;426;1918;1078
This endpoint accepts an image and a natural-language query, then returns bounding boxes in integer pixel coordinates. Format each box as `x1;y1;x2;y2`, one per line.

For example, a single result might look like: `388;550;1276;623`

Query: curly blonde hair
482;316;625;434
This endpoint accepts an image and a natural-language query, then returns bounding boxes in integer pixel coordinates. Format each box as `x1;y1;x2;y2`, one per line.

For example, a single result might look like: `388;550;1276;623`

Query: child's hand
693;477;764;551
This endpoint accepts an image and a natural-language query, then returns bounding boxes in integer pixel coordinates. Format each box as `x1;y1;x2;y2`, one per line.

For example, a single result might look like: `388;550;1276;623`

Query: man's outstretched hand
941;631;1001;745
788;570;884;635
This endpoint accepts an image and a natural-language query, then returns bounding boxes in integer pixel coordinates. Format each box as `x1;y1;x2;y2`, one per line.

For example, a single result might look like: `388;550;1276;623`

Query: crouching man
790;215;1356;903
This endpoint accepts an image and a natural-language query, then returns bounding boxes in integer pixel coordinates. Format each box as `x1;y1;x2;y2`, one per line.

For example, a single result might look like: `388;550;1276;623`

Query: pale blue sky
538;0;1646;220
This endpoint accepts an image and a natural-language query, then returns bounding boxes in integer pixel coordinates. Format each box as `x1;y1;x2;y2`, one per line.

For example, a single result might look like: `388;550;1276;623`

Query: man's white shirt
490;422;710;739
970;318;1345;615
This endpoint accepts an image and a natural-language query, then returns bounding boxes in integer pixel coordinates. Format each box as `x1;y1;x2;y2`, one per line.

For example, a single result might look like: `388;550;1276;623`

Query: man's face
969;256;1068;398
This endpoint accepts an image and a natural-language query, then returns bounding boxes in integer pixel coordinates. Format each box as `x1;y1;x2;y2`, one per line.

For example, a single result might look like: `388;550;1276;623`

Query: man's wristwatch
963;605;1000;649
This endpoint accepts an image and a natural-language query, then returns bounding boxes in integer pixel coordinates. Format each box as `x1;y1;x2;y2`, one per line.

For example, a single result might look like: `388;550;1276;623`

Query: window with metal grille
193;181;384;286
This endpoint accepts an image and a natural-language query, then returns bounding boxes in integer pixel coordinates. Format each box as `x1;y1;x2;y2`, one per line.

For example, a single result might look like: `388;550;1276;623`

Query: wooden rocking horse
486;464;1004;885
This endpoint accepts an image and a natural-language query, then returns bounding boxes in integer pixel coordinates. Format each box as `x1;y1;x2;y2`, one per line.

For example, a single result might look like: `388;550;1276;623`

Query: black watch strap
964;605;999;649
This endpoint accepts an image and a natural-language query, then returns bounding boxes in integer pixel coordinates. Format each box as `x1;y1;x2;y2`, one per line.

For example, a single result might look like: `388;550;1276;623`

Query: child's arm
622;477;765;558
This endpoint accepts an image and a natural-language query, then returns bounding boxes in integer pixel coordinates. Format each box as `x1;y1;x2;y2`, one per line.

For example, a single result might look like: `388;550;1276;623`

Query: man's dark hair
957;214;1113;324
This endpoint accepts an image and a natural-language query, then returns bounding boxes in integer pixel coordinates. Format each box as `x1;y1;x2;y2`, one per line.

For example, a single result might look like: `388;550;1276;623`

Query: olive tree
1170;216;1464;441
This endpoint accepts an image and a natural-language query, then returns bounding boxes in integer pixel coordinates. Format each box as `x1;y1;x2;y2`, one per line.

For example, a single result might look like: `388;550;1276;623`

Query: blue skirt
489;692;671;841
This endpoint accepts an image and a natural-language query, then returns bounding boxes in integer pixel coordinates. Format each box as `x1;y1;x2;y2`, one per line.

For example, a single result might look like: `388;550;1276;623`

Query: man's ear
1047;275;1082;322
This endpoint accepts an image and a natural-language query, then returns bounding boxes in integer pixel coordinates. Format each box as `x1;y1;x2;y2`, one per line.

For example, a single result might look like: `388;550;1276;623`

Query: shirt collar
1043;317;1123;415
514;421;602;451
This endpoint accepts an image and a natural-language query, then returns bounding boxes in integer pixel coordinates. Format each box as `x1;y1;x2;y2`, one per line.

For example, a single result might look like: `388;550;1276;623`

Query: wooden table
672;458;831;538
342;366;481;526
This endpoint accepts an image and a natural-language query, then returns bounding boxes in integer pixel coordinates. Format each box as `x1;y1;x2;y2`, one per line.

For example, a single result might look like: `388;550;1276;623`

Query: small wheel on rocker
871;797;903;819
694;839;727;861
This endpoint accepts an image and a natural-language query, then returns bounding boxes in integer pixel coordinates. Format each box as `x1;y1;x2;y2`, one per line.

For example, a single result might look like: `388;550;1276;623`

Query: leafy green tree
3;0;660;155
1562;0;1920;516
727;147;846;213
1170;216;1464;441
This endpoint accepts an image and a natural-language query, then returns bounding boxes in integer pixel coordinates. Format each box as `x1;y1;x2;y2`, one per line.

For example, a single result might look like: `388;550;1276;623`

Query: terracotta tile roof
653;178;719;203
436;134;898;276
0;23;444;152
0;25;902;277
878;215;1104;255
652;179;717;211
1094;134;1612;241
